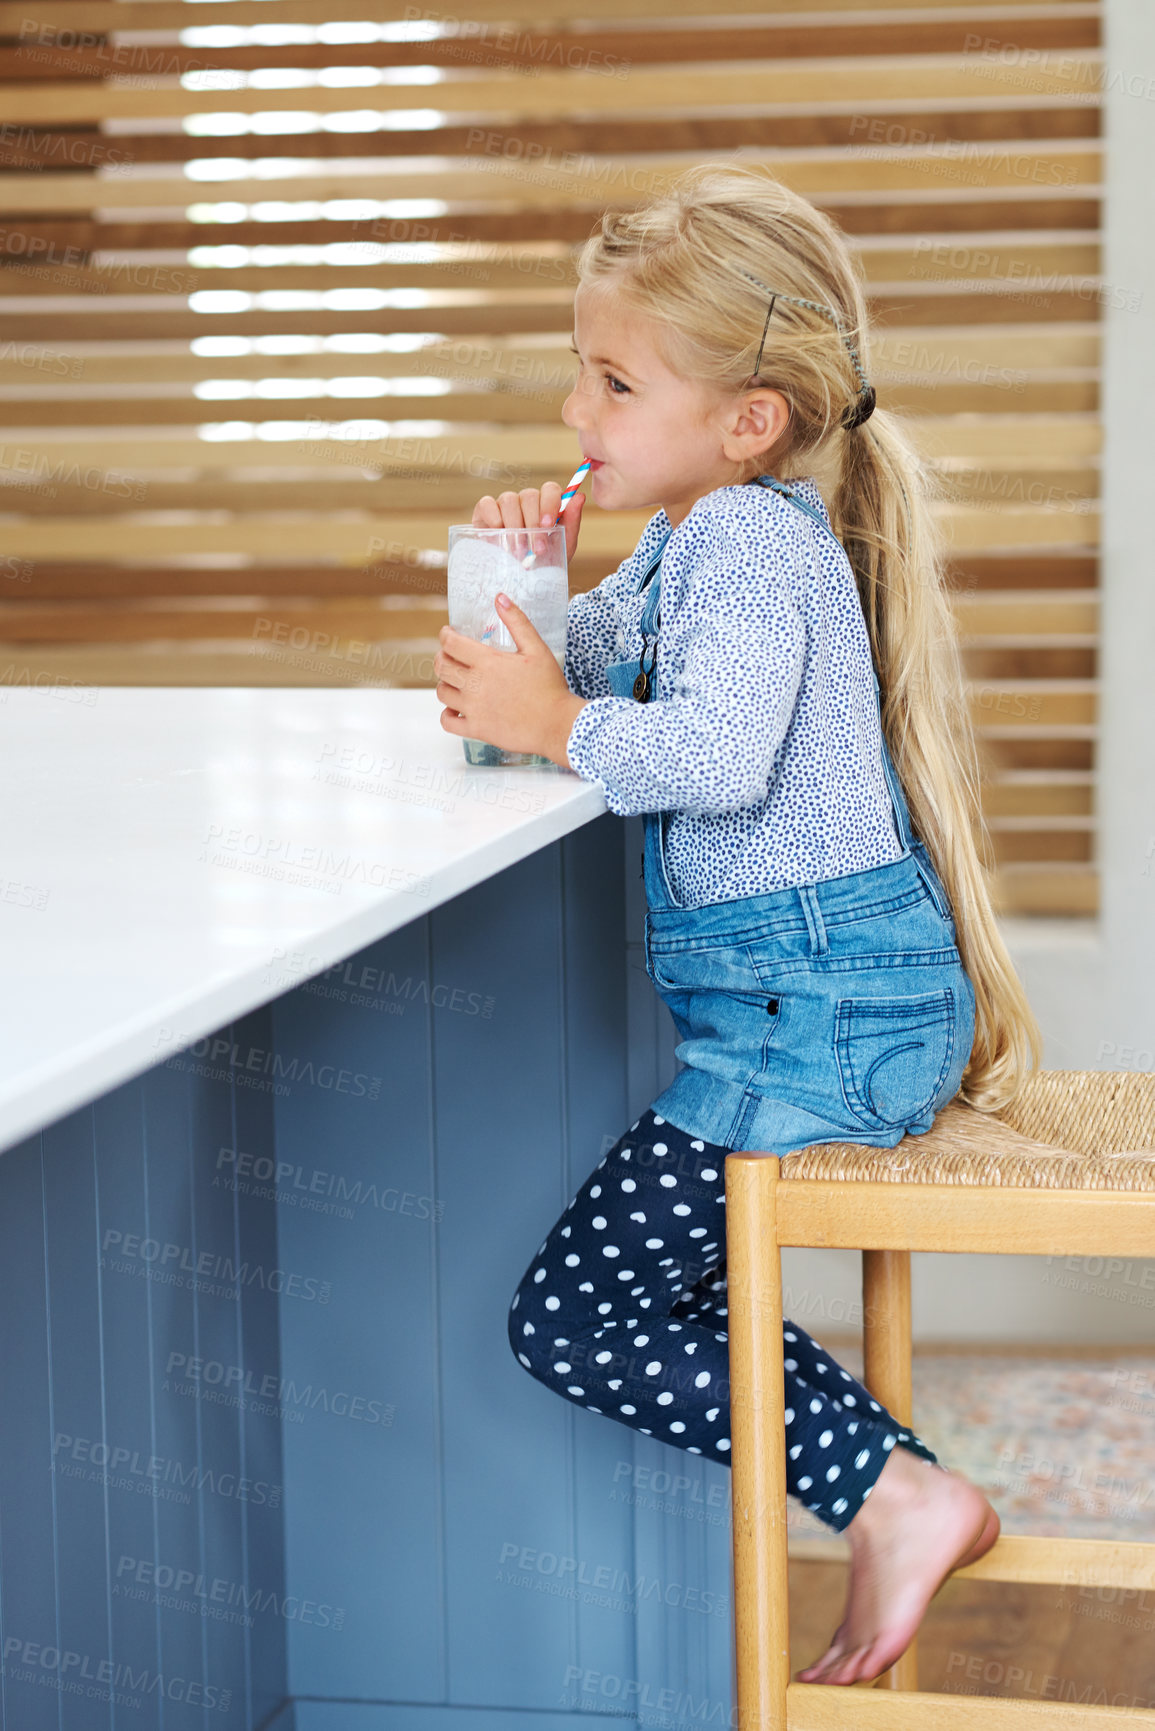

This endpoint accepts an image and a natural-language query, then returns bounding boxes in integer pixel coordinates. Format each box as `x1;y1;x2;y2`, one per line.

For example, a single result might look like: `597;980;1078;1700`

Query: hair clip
752;293;777;377
740;269;876;430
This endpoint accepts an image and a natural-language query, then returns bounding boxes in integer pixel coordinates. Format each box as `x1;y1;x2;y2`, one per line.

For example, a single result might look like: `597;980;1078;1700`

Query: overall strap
634;530;667;637
870;673;915;854
752;472;831;533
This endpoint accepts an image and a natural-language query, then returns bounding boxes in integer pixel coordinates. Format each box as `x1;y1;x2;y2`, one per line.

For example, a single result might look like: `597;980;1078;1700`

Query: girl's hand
472;480;585;565
435;595;587;768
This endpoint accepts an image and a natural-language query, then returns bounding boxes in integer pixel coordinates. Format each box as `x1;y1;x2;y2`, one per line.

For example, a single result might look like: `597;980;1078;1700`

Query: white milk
445;529;570;767
446;537;568;663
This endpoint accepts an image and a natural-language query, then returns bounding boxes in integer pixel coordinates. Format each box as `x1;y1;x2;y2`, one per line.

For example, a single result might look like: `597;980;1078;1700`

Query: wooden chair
725;1070;1155;1728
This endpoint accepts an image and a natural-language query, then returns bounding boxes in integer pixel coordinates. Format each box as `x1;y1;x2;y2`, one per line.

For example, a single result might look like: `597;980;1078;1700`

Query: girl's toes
808;1648;860;1687
845;1644;882;1685
797;1643;853;1686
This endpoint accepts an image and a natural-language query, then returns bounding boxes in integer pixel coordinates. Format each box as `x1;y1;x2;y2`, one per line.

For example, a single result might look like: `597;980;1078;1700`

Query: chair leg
863;1249;912;1424
862;1247;918;1692
726;1154;790;1731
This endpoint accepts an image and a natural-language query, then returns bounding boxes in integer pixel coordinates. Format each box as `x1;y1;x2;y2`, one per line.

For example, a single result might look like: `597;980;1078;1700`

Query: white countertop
1;687;607;1154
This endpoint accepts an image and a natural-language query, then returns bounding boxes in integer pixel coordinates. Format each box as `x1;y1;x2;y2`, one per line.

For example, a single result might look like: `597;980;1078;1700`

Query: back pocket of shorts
835;991;956;1131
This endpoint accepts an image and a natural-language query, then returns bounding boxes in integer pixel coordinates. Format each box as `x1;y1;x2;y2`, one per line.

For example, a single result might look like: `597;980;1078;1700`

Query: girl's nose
562;365;599;429
561;383;584;430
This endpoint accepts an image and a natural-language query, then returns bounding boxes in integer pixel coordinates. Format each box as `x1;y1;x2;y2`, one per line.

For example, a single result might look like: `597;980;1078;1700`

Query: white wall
791;0;1155;1343
1009;0;1155;1117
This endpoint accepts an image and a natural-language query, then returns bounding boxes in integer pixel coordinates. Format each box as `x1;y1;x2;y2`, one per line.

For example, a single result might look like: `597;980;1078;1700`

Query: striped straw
557;458;591;515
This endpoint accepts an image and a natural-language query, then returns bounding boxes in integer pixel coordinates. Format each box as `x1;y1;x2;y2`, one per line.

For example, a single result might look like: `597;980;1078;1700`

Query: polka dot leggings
509;1106;942;1533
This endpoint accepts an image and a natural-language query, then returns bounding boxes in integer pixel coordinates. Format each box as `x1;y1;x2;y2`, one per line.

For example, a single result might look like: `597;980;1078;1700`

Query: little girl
433;164;1041;1687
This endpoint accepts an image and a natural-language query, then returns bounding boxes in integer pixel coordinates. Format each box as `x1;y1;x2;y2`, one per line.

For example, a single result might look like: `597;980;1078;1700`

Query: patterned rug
787;1344;1155;1545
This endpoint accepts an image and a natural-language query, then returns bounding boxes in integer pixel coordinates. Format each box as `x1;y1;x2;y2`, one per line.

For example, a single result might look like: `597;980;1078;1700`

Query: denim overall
605;475;976;1155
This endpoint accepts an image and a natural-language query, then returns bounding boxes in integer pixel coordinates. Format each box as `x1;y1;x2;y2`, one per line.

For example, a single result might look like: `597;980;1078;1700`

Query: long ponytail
832;409;1042;1110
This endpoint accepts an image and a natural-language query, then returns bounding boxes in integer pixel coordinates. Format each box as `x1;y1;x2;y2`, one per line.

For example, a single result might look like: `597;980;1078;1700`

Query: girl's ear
720;387;790;460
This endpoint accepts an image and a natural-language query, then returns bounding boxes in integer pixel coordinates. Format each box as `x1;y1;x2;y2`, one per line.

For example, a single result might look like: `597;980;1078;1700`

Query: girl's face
561;283;783;528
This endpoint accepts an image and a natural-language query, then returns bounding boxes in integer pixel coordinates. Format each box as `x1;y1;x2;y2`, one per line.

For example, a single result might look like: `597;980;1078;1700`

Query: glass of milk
446;521;569;767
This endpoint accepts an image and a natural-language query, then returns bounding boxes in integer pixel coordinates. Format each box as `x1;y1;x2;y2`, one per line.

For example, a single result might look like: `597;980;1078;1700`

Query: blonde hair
577;163;1041;1112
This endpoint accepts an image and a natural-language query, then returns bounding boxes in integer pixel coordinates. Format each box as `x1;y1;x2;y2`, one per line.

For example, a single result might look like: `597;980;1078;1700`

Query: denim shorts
641;840;977;1154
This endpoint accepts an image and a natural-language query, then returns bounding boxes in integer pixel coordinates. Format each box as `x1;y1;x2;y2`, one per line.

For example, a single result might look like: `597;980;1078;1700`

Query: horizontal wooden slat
786;1681;1153;1727
0;294;1114;347
0;505;1101;557
955;594;1098;635
0;383;1098;425
957;1534;1155;1590
0;565;628;601
939;506;1100;550
0;605;448;642
0;644;437;688
0;306;585;343
969;683;1097;726
0;428;584;469
984;773;1092;818
1;260;586;300
915;414;1101;459
0;342;577;385
0;254;1109;310
0;393;574;427
947;549;1097;585
943;468;1100;509
0;254;546;299
0;508;1100;559
0;152;1103;211
775;1180;1155;1256
0;475;1096;521
990;830;1090;863
989;812;1092;830
0;511;646;559
0;59;1108;125
0;563;451;599
0;424;1102;473
993;864;1098;914
0;14;1102;80
1;547;1078;599
0;0;1094;24
0;327;1101;386
964;648;1094;681
0;112;1104;176
0;480;543;516
0;200;1107;256
0;487;1100;545
0;196;1102;262
874;327;1100;369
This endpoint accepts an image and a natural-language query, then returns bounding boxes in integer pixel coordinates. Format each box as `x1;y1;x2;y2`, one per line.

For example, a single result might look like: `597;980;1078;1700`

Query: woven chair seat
779;1071;1155;1189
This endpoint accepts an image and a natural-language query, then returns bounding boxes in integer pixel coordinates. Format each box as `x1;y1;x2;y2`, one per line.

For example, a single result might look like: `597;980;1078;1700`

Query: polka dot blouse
563;475;904;908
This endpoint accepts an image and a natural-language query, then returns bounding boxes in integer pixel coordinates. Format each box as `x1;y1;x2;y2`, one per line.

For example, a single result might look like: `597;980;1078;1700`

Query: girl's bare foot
795;1442;1000;1687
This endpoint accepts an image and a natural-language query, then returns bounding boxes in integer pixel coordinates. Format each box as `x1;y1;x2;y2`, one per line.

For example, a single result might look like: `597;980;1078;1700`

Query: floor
786;1342;1155;1707
788;1340;1155;1545
789;1562;1155;1708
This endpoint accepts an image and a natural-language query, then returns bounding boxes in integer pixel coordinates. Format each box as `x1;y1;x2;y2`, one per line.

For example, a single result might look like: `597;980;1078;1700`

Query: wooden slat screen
0;0;1103;914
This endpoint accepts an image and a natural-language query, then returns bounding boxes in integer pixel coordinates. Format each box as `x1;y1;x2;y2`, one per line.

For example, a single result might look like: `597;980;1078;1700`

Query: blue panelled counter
0;688;734;1731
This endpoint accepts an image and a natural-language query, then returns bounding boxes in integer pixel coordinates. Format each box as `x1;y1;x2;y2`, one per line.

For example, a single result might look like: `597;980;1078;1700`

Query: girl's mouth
585;458;604;470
